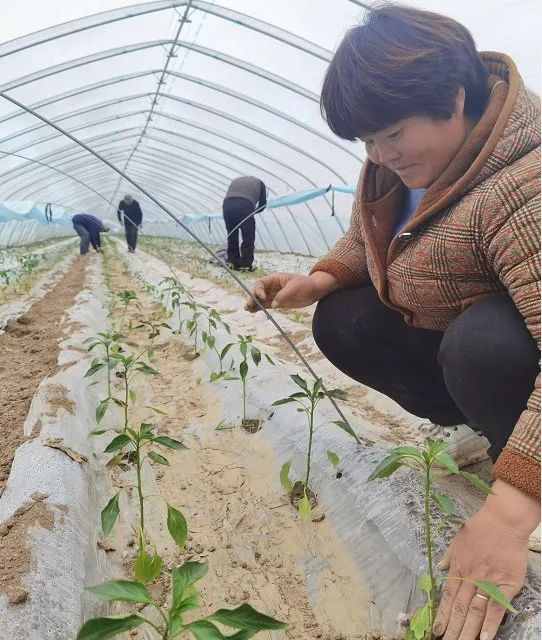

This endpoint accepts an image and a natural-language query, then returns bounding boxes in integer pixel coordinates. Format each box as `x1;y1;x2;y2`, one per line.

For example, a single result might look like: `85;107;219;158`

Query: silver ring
475;593;489;601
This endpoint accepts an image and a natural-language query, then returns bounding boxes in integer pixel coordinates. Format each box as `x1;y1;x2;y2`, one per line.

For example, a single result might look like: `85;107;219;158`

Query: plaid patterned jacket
311;53;541;499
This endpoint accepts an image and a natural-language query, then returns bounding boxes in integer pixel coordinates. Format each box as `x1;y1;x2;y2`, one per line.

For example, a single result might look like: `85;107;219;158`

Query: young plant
273;375;358;519
181;300;206;357
116;289;138;328
135;318;171;358
108;351;159;433
368;439;516;640
94;421;187;558
83;331;123;412
78;560;286;640
200;306;231;367
211;335;274;424
159;276;193;336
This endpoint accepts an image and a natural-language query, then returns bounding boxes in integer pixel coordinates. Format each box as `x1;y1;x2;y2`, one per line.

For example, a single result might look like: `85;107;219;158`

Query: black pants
223;198;256;268
124;221;139;251
312;286;539;460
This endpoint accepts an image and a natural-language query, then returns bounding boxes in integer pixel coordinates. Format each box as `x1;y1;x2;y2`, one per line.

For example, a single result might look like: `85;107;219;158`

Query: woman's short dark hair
321;4;490;140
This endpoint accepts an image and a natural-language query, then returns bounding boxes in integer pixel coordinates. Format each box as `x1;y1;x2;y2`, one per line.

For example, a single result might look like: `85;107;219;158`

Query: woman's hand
244;271;340;312
433;479;540;640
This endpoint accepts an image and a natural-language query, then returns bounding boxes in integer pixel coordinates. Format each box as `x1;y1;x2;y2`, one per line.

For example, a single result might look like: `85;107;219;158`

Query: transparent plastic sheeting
0;0;539;252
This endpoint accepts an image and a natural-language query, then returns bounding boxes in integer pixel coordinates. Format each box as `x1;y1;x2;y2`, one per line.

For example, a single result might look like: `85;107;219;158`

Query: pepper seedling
273;375;358;519
83;331;123;421
368;438;516;640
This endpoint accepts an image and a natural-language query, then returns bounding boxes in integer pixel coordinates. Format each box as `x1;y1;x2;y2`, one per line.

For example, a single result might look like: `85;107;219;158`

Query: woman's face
360;91;469;189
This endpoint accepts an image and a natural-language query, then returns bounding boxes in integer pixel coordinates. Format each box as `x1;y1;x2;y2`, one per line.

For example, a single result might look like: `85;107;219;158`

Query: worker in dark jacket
223;176;266;270
117;195;143;253
72;214;108;255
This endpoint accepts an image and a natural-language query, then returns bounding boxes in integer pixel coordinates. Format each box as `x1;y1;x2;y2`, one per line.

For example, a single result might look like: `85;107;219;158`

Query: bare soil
0;257;86;494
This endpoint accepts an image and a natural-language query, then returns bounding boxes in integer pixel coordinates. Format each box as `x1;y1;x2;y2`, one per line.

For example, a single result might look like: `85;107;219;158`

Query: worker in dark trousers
72;213;108;255
117;195;143;253
222;176;266;271
45;203;53;223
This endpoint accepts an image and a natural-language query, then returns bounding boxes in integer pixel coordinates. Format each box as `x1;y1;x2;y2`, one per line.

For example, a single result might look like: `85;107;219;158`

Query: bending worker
223;176;267;271
246;6;540;640
117;194;143;253
72;213;108;255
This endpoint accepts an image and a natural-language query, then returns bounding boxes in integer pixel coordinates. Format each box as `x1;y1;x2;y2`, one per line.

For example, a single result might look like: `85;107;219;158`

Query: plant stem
123;367;129;433
305;398;315;490
135;438;145;544
106;344;111;399
424;464;436;639
242;357;247;421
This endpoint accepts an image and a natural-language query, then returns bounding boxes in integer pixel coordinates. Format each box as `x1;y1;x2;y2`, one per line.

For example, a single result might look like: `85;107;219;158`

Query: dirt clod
8;586;29;604
241;418;261;433
290;480;318;510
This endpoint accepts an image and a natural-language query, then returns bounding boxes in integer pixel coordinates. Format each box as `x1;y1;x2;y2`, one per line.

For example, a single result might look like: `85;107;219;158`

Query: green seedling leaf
137;363;159;375
134;548;162;584
171;562;208;612
331;420;359;441
208;603;287;631
264;353;274;365
325;388;347;400
87;580;151;604
368;455;403;481
84;361;106;378
279;461;293;494
313;378;323;394
298;490;312;520
290;374;308;390
167;503;188;548
389;445;424;459
207;335;216;349
271;397;297;406
185;620;228;639
474;580;517;612
88;427;108;437
434;453;459;475
220;343;233;361
153;435;187;450
95;399;109;424
443;514;465;526
129;389;136;405
239;360;248;381
459;471;493;495
77;615;146;640
251;347;261;366
148;451;169;466
428;438;449;456
404;627;416;640
111;397;126;408
431;492;455;515
409;603;431;640
145;405;167;415
417;573;432;594
101;492;120;536
327;451;340;467
104;434;131;454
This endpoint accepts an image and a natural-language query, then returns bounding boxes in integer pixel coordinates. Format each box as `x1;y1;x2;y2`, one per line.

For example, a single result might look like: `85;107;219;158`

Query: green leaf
153;436;187;450
331;420;359;441
167;503;188;548
171;562;208;612
409;603;431;640
404;627;416;640
137;363;159;376
134;548;162;584
96;399;109;424
146;405;167;415
208;603;287;630
434;453;459;475
87;580;151;604
388;446;424;459
368;454;403;481
431;492;455;515
298;491;312;519
271;397;297;406
84;361;106;378
290;374;308;390
77;615;146;640
417;573;433;594
251;347;261;366
207;335;216;349
474;580;517;612
185;620;229;639
101;492;120;536
148;451;169;466
239;360;248;381
459;471;493;495
104;434;131;454
325;388;347;400
428;439;449;456
264;353;274;365
129;389;136;405
279;461;292;494
88;427;108;437
111;397;126;408
326;451;340;467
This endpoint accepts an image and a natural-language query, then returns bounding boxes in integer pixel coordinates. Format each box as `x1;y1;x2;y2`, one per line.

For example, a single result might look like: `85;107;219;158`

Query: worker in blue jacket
72;213;109;255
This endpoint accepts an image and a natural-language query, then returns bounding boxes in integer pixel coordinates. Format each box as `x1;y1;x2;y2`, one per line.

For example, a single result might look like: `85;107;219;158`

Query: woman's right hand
244;271;340;312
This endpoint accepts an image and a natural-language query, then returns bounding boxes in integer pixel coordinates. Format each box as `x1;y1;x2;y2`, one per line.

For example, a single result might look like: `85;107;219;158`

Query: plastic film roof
0;1;540;253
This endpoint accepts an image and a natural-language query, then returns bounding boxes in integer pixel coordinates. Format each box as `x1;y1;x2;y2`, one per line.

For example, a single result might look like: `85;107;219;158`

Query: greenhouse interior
0;1;540;639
